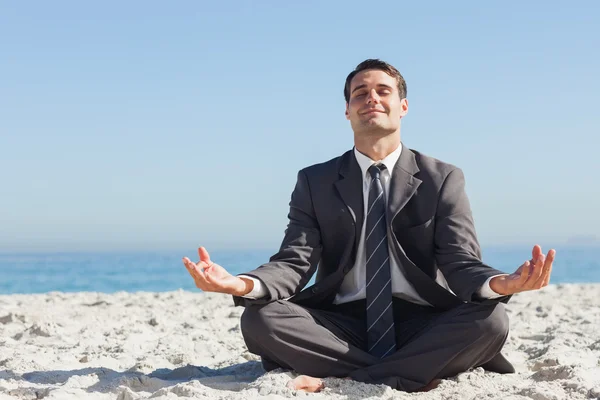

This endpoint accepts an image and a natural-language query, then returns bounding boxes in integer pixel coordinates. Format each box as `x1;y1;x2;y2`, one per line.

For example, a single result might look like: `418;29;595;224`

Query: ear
345;103;350;120
399;98;409;118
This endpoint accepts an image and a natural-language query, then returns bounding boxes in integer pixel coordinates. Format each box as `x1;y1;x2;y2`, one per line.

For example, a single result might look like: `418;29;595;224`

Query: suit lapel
387;145;422;223
387;147;458;308
333;146;422;251
334;151;364;251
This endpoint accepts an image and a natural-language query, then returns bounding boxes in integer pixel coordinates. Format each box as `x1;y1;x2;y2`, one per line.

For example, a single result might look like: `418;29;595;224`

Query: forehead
350;69;397;90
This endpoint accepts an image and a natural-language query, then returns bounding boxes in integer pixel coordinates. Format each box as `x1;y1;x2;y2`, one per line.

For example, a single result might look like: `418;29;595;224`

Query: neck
354;131;401;161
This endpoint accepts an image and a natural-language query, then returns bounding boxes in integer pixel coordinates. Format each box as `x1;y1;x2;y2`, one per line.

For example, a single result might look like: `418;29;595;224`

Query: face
345;69;408;137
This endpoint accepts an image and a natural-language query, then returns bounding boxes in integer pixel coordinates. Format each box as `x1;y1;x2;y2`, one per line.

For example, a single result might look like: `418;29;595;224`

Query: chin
363;120;388;130
362;125;397;137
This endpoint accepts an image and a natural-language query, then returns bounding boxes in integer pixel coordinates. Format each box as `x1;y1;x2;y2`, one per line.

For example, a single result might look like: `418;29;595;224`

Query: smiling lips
361;109;385;115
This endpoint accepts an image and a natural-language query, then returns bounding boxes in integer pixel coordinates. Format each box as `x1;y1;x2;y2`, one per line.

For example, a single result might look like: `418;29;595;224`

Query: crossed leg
240;299;510;392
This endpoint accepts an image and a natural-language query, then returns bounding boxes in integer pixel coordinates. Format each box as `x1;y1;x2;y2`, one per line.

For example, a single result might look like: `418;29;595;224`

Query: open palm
183;247;246;295
490;245;555;295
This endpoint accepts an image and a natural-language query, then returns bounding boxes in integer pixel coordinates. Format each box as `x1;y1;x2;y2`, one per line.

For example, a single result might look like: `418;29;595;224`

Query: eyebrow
351;84;394;94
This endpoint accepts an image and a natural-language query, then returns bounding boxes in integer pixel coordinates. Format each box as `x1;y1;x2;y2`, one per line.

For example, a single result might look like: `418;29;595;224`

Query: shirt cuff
479;274;509;299
238;275;268;299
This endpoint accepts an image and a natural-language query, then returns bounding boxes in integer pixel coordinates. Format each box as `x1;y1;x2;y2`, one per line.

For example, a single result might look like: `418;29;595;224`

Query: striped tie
365;164;396;359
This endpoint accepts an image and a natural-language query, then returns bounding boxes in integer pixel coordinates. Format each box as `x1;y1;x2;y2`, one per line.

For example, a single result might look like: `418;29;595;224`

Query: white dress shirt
241;144;504;303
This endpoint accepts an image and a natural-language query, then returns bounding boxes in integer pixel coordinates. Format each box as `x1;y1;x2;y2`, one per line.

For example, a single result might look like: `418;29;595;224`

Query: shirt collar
353;143;403;180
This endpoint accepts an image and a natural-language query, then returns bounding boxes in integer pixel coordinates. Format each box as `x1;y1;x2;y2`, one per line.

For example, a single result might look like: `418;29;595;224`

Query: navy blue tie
365;164;396;358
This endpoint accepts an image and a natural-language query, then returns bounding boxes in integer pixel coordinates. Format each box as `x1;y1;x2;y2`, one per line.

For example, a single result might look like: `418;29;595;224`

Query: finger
531;244;542;262
184;255;207;273
525;254;545;288
192;260;207;278
183;257;195;274
541;249;555;286
537;250;553;280
183;258;201;286
198;247;211;265
183;258;199;278
183;257;199;269
514;264;524;276
517;261;531;287
531;253;550;288
184;258;211;290
185;258;207;280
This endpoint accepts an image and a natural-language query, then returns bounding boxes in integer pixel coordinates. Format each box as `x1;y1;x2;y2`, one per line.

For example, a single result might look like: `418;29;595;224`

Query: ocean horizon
1;244;599;295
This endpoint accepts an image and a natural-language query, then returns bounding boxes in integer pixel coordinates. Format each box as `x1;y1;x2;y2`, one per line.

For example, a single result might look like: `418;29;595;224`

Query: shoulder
298;150;351;180
409;148;464;185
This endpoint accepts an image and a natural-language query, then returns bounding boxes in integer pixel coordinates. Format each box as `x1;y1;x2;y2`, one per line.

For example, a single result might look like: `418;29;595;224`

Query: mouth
360;109;385;115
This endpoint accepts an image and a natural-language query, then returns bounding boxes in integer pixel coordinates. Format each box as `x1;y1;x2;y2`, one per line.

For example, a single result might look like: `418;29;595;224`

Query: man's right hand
183;247;254;296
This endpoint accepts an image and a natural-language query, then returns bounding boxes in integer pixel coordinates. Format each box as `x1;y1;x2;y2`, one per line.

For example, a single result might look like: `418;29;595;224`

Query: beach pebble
0;314;15;324
588;386;600;398
531;366;575;382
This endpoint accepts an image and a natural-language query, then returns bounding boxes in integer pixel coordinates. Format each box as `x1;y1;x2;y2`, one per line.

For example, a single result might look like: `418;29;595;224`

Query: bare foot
287;375;325;392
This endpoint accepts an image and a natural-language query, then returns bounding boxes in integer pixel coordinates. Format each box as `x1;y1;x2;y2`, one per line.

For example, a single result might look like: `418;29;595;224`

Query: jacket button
311;286;319;293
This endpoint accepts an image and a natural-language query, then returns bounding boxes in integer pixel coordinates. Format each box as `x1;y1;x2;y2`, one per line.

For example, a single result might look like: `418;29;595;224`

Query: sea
1;246;599;294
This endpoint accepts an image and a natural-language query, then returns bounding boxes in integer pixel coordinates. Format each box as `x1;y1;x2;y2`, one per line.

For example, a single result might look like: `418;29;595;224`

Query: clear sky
1;1;599;252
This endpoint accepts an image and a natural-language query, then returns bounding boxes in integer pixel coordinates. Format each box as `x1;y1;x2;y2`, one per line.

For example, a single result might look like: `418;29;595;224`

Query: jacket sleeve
434;168;512;304
232;170;323;307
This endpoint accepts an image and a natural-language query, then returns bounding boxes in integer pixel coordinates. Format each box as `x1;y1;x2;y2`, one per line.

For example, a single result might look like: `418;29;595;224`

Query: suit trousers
240;297;510;392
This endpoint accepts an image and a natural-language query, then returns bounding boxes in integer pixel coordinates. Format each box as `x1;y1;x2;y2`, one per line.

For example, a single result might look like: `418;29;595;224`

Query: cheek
387;102;403;116
347;104;360;116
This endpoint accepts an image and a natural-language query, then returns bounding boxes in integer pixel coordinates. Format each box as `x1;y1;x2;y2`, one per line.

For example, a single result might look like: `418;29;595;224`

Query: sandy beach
0;284;599;400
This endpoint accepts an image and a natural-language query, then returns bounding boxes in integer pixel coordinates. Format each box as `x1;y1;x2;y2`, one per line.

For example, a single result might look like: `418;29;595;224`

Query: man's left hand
489;245;556;296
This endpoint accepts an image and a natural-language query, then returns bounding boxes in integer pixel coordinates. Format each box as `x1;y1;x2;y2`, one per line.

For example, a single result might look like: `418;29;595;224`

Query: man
183;59;555;393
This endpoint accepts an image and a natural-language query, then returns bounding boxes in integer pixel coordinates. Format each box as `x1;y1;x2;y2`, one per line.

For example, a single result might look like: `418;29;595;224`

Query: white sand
0;284;599;400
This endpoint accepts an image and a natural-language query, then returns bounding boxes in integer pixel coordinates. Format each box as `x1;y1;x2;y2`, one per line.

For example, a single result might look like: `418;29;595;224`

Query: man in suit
183;59;555;393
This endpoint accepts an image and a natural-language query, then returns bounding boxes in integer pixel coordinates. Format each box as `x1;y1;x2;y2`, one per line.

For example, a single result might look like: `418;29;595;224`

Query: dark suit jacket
233;145;510;310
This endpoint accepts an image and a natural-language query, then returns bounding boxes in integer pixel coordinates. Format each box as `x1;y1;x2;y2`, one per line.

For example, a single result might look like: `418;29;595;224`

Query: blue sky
1;1;599;252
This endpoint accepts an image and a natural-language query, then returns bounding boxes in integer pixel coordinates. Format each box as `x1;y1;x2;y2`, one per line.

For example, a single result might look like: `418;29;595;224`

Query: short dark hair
344;59;407;103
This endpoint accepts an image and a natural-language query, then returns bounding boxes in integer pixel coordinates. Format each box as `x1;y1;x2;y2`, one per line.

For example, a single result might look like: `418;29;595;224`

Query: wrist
233;276;254;296
489;275;509;296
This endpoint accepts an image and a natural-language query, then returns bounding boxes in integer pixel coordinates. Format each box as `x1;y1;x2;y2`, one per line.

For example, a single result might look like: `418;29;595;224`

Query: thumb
515;264;524;275
518;261;530;284
198;247;211;264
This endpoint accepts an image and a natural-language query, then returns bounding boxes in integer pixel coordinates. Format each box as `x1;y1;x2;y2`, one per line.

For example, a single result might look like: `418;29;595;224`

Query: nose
366;89;381;104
